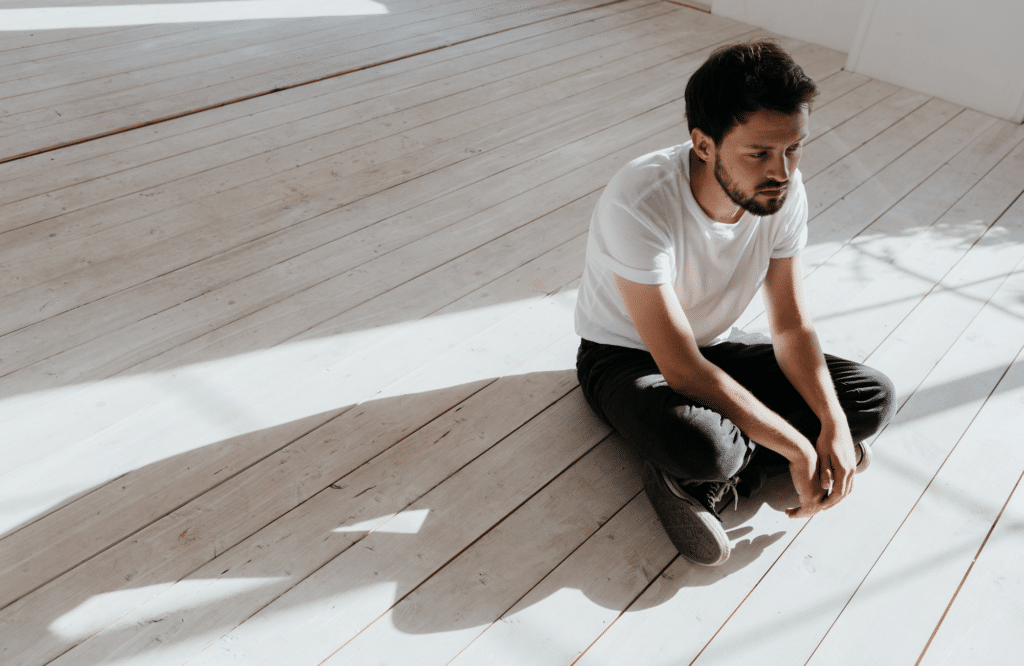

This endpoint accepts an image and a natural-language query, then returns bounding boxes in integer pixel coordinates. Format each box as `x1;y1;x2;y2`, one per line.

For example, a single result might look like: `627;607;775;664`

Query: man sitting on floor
574;41;896;566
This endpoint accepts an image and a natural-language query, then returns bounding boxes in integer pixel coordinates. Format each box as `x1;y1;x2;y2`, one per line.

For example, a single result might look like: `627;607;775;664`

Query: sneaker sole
855;441;872;474
641;463;730;567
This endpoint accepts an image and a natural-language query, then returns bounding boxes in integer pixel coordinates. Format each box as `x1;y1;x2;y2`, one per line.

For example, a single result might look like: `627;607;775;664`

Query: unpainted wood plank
574;473;803;665
26;334;595;666
0;39;712;338
0;0;668;202
0;235;593;631
0;0;468;91
0;8;730;293
917;457;1024;666
735;122;1024;387
0;63;991;528
0;0;686;255
0;20;274;78
0;0;515;131
808;127;1024;364
446;488;676;666
810;69;871;110
0;0;593;157
0;72;950;495
0;146;606;580
0;90;692;451
0;97;693;488
324;436;643;665
0;180;596;549
804;277;1024;665
0;20;743;389
848;134;1024;403
0;70;673;549
793;43;848;83
0;29;879;393
668;0;711;12
802;108;997;271
0;0;624;159
805;78;899;144
0;0;657;184
8;19;1007;663
806;98;966;220
793;220;1024;666
181;389;609;666
802;87;931;178
0;16;356;92
0;24;144;56
0;0;513;108
11;341;586;666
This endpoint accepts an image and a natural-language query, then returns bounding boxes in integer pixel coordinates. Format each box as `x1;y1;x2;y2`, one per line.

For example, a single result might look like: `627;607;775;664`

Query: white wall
711;0;867;53
710;0;1024;124
847;0;1024;123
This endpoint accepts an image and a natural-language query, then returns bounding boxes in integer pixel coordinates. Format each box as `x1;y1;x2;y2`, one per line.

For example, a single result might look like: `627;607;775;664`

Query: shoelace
708;476;742;512
669;473;743;512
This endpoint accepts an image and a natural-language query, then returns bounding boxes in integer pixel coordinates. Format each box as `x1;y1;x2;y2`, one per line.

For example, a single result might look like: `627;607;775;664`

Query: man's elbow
772;322;816;344
662;363;718;398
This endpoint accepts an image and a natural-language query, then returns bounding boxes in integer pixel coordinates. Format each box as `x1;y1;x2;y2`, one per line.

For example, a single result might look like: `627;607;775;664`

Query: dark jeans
576;339;896;483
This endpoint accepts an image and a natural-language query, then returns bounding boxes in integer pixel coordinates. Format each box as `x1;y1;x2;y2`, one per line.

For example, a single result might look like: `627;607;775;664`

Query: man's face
712;107;809;216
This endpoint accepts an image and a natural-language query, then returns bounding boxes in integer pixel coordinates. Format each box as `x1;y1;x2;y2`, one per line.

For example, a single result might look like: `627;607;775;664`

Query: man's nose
767;154;790;182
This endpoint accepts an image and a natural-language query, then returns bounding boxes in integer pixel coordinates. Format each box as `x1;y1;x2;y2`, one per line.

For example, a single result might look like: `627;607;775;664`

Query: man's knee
648;404;752;482
844;365;896;441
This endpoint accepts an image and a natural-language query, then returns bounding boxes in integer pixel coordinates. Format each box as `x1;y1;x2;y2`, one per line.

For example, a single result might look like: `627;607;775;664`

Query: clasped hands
785;425;857;519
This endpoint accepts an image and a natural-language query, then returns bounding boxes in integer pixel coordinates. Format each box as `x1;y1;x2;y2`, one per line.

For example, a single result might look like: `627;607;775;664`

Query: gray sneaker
641;462;737;566
855;441;872;473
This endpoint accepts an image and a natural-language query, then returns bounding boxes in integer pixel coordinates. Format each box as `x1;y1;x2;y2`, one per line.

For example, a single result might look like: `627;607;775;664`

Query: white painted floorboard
1;2;1021;665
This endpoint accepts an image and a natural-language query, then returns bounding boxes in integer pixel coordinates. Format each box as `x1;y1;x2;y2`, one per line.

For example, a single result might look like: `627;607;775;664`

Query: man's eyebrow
744;134;810;149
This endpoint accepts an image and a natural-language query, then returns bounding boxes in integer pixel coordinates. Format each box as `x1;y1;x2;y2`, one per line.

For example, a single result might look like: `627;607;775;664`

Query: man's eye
787;145;801;152
751;152;767;158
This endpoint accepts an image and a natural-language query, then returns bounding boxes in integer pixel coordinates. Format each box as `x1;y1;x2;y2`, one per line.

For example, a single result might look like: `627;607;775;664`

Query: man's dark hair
684;40;819;145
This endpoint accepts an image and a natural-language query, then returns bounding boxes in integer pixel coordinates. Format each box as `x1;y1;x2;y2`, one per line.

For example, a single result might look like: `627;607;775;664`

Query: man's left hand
817;425;856;509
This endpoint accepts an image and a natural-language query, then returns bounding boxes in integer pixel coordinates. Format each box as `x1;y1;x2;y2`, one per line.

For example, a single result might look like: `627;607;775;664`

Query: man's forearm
669;358;816;464
772;325;848;434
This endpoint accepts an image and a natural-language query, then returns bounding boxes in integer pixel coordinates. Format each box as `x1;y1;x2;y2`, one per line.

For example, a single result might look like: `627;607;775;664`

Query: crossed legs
576;339;896;484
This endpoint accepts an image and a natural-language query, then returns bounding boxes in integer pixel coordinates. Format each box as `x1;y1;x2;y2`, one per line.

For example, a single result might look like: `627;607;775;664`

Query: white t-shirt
574;141;808;349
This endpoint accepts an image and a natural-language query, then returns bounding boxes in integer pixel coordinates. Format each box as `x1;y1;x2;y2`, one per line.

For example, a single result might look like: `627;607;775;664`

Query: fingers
790;486;827;519
820;487;843;510
820;467;854;510
820;466;833;491
786;498;823;519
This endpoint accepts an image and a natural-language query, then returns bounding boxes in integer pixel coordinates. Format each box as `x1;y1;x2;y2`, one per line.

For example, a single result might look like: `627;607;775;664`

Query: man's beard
714;155;788;217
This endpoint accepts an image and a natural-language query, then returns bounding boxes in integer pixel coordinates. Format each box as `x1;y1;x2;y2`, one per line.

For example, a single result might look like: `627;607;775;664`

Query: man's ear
690;127;715;164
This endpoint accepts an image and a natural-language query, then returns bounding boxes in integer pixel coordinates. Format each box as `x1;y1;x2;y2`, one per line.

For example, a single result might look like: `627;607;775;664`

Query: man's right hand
785;450;826;518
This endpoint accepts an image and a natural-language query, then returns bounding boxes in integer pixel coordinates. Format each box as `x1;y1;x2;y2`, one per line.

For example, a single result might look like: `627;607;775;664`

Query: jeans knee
654;405;752;482
849;367;897;440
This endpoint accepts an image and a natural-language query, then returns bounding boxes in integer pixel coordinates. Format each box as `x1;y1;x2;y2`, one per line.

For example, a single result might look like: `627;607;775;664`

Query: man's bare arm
762;256;856;508
613;274;825;518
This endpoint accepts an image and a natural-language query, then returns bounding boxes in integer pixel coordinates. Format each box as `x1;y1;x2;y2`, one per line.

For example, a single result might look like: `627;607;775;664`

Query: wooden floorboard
1;2;1022;664
0;0;625;161
0;0;648;185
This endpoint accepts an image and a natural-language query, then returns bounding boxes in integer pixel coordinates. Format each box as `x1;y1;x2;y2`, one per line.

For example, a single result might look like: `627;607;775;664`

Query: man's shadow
8;372;801;664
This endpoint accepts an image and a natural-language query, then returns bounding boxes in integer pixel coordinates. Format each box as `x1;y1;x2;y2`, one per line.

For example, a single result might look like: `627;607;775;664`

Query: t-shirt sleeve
589;173;676;285
770;172;809;259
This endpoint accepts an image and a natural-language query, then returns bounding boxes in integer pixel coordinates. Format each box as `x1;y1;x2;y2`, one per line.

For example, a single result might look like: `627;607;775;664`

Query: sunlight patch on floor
49;578;282;641
334;509;431;535
1;293;572;533
0;0;388;30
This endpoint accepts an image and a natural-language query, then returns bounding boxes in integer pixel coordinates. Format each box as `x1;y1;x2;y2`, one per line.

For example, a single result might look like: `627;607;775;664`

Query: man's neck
688;148;743;224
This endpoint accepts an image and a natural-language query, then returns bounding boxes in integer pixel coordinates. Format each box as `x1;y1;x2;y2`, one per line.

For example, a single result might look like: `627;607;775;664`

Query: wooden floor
2;1;1023;664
